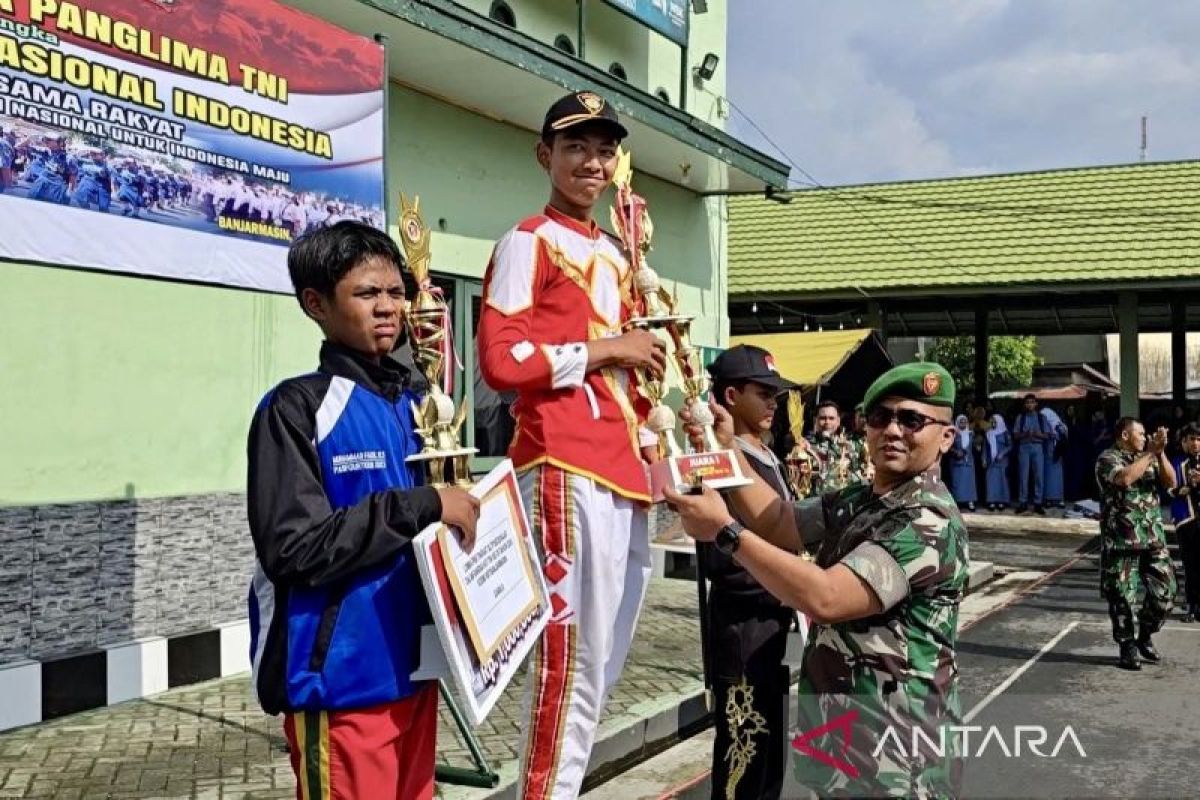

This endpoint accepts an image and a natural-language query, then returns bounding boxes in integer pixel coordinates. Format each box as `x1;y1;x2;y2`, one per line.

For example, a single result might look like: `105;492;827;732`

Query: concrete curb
968;560;995;589
962;511;1098;537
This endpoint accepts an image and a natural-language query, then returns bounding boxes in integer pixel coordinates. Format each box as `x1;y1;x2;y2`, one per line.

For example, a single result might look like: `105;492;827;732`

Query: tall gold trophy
396;193;476;487
610;150;751;498
785;439;818;498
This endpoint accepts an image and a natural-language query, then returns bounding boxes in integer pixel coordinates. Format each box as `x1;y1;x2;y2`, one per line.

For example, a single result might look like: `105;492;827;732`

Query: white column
106;637;169;704
0;661;42;731
218;620;252;677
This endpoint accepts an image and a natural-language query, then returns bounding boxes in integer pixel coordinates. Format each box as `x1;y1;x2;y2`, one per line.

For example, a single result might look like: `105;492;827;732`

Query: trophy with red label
397;193;476;488
610;150;751;498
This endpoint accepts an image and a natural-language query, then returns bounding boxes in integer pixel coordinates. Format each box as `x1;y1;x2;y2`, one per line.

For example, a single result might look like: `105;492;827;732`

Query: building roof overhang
282;0;790;193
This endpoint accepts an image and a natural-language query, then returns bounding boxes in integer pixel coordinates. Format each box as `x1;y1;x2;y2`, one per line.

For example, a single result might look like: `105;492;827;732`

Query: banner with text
0;0;385;293
603;0;688;47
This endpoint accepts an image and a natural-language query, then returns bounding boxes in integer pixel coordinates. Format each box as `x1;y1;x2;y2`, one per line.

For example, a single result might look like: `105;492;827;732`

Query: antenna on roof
1140;115;1148;163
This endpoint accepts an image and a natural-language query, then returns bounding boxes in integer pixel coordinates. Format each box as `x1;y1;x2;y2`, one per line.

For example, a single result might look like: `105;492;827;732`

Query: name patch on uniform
331;450;387;474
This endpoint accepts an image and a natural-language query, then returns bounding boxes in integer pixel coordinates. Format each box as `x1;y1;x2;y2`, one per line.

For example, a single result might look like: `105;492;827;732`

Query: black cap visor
739;373;802;394
544;116;628;141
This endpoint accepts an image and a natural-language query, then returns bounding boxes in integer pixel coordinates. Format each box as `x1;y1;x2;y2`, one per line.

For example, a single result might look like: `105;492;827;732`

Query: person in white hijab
948;414;978;511
985;413;1013;510
1040;406;1069;508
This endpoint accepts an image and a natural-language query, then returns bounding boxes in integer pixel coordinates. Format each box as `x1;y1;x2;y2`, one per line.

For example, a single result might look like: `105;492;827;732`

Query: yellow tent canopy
731;329;890;442
731;329;875;387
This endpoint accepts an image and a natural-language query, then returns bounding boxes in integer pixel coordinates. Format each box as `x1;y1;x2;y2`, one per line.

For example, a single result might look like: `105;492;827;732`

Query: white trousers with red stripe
516;464;652;800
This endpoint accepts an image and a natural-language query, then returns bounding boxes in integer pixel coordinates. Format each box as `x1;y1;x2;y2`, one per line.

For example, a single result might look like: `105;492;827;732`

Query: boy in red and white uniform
478;91;666;799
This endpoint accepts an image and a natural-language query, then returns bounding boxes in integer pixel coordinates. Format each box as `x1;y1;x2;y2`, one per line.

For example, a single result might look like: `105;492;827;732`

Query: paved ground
597;525;1200;799
953;541;1200;799
7;518;1198;800
0;579;703;800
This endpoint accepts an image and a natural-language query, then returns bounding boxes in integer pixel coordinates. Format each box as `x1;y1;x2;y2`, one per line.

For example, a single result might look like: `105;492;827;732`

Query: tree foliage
925;336;1039;399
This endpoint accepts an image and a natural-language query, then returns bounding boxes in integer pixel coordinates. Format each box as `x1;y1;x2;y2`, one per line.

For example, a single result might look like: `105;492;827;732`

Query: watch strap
715;520;744;555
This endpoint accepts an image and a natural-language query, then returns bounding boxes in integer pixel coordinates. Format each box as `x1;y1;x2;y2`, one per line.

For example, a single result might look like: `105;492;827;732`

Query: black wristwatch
714;520;745;556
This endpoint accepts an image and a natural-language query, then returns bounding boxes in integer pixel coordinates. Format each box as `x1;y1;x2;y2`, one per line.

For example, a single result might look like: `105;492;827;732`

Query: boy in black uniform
700;345;801;800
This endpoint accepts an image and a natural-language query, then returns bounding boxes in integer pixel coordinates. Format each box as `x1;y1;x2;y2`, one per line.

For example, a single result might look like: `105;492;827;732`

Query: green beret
862;361;956;412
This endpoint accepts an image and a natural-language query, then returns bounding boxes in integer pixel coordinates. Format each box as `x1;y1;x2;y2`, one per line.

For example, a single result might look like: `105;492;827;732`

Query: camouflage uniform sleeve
1095;449;1122;490
840;541;909;610
868;505;961;594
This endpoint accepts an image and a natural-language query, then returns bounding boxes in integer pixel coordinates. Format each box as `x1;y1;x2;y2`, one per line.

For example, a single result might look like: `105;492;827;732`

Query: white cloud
729;1;1200;184
727;5;962;185
936;47;1199;113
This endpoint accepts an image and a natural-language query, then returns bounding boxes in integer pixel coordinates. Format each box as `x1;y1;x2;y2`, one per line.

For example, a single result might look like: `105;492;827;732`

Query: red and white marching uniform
479;205;653;799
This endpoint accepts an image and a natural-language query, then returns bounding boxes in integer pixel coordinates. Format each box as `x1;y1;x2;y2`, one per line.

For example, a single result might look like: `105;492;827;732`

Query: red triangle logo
790;708;860;778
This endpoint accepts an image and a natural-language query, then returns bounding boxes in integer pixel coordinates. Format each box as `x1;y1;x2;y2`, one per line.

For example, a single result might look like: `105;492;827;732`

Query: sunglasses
865;406;949;433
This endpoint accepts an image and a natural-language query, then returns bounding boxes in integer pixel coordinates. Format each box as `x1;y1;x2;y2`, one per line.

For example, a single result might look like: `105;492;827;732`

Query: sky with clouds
727;1;1200;187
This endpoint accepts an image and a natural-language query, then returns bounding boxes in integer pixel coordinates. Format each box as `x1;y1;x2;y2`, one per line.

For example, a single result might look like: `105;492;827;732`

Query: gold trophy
396;193;475;488
610;149;751;498
834;430;852;487
784;440;819;562
785;439;817;498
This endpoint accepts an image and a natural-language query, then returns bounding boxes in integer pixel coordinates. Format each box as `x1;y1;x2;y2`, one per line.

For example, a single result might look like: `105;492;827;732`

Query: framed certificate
411;459;550;725
436;471;542;663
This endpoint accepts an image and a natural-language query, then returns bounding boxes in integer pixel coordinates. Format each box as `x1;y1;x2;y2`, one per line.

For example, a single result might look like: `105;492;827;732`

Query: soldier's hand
1148;428;1169;454
436;487;480;551
661;484;732;542
610;328;667;375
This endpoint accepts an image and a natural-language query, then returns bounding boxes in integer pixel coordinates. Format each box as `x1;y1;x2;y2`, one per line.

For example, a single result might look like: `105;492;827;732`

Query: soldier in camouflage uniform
1095;416;1177;670
847;403;873;486
667;362;968;798
809;400;854;495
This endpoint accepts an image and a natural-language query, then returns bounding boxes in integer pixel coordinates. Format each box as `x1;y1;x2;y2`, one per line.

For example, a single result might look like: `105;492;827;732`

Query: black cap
542;91;628;140
706;345;801;393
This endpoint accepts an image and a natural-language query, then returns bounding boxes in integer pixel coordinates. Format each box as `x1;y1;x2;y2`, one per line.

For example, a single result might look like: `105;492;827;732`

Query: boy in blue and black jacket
247;221;478;799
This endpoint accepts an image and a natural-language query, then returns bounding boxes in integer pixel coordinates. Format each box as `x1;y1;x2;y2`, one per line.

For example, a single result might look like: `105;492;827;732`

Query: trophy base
649;448;753;502
626;314;692;330
406;447;478;463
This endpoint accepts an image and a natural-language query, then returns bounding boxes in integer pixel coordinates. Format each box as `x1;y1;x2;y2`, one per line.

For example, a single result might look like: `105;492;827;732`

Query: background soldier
702;345;802;800
846;402;873;485
1095;417;1177;670
667;363;968;798
808;400;851;494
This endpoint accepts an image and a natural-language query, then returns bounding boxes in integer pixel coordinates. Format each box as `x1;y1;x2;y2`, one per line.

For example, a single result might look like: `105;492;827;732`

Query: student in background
1013;394;1049;514
947;414;978;512
985;413;1012;511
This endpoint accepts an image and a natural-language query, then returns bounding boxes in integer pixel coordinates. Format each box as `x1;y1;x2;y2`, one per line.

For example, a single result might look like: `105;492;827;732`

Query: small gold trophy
396;193;476;488
609;149;751;498
784;440;818;562
834;430;852;487
785;439;817;498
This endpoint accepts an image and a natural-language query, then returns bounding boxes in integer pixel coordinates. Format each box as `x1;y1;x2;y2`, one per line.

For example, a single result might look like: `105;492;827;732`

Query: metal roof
728;160;1200;298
